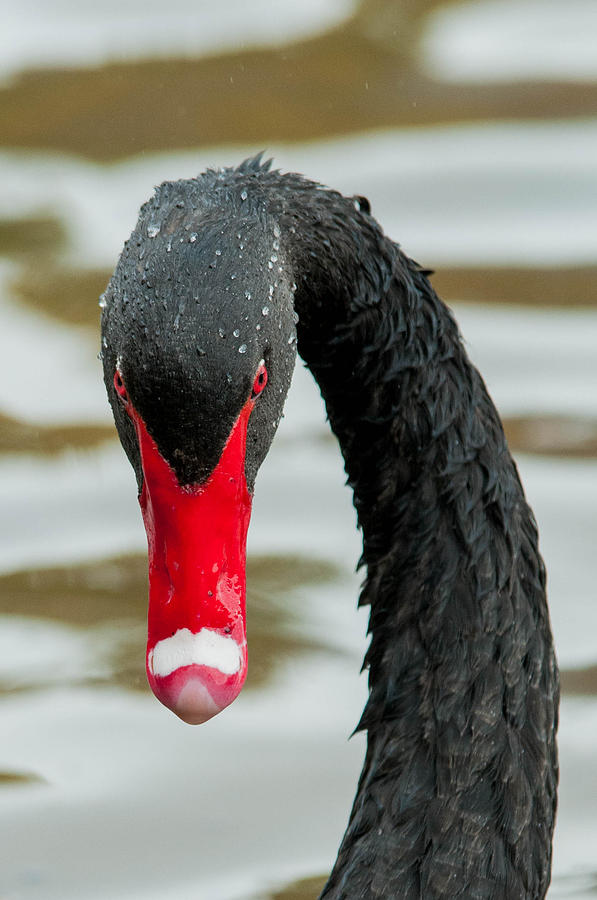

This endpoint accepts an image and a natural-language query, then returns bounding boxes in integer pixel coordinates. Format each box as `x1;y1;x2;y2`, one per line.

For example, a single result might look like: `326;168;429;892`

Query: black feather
102;159;559;900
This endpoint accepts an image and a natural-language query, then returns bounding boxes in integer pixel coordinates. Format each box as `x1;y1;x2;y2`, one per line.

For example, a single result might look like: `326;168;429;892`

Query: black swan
101;157;558;899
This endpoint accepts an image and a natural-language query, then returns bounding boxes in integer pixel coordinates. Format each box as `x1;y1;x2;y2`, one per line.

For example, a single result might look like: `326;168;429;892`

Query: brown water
1;1;596;897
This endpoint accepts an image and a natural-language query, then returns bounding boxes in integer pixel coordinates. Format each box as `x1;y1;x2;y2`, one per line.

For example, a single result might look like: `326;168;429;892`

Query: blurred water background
0;1;596;897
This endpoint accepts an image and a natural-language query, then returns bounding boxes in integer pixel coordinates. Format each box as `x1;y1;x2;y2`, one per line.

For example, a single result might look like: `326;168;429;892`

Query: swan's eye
251;361;268;398
114;370;129;404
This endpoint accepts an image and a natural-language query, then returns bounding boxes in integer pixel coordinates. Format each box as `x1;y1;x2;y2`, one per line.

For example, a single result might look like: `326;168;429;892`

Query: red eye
251;361;268;398
114;369;129;403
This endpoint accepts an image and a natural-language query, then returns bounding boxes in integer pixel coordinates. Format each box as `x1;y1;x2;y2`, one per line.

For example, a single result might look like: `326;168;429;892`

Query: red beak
128;397;254;724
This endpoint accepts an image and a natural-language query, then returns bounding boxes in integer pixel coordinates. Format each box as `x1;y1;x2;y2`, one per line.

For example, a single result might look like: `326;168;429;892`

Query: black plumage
101;156;559;899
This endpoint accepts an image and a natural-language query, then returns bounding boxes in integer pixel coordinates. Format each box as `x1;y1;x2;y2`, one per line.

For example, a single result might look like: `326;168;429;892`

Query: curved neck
289;210;558;899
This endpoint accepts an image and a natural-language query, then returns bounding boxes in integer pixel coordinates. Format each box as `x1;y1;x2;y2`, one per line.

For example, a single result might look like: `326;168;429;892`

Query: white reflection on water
1;119;597;268
0;0;356;83
0;618;113;689
421;0;597;84
457;304;597;418
0;267;109;425
0;675;367;900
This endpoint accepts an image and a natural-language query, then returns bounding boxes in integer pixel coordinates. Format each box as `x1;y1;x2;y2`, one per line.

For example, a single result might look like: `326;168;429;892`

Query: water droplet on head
262;306;269;316
215;249;222;257
189;232;198;243
233;329;240;338
238;344;247;354
245;290;252;301
98;293;107;309
268;261;273;270
218;327;225;338
240;190;248;201
147;223;160;238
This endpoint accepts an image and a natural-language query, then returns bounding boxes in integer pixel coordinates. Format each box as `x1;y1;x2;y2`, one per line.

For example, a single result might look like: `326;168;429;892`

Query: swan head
101;167;297;723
